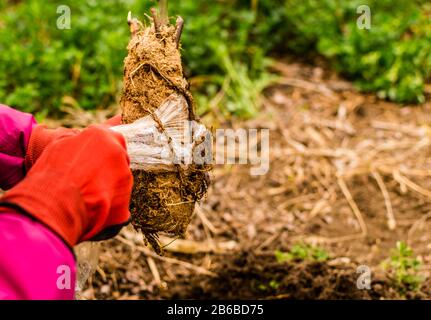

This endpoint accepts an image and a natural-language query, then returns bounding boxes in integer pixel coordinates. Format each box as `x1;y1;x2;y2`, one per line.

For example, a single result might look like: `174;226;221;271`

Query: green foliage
257;279;280;292
1;0;430;118
283;0;431;103
0;0;277;118
219;47;277;118
382;241;423;294
0;0;151;114
275;243;330;263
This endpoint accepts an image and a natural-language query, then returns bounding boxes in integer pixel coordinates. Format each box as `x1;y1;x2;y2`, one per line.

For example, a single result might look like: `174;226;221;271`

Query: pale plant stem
158;0;168;25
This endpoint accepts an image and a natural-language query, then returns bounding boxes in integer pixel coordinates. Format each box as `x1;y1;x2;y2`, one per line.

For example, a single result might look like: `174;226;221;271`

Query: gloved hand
0;103;122;190
0;125;133;247
25;115;123;170
24;126;80;170
103;115;122;126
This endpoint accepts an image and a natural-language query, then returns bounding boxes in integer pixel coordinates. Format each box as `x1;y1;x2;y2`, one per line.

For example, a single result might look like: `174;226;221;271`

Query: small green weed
275;243;330;263
381;241;423;295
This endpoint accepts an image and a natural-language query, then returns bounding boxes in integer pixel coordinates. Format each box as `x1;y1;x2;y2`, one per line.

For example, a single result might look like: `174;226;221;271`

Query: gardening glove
24;125;80;170
103;114;122;126
0;125;133;247
0;103;123;189
25;115;123;170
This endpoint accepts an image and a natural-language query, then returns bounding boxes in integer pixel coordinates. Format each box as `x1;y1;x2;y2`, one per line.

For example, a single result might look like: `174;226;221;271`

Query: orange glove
25;115;122;170
25;126;79;170
1;125;133;247
103;115;122;126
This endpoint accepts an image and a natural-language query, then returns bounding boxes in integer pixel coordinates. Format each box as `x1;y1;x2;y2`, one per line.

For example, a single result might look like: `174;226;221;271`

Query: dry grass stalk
371;170;396;230
116;235;216;276
260;62;431;245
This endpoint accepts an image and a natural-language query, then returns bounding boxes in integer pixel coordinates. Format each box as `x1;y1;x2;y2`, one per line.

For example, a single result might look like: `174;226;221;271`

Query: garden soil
66;58;431;300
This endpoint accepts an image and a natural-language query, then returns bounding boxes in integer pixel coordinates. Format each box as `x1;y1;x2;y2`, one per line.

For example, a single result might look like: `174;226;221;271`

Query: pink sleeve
0;210;76;300
0;104;36;190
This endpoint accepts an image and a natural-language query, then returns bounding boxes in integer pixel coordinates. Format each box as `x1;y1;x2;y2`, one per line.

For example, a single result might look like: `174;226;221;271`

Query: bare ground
35;59;431;299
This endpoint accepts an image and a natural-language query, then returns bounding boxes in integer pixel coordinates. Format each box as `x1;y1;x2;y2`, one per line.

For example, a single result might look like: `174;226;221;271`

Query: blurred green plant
381;241;423;295
0;0;145;114
284;0;431;103
1;0;430;119
0;0;279;118
275;243;330;262
257;279;280;292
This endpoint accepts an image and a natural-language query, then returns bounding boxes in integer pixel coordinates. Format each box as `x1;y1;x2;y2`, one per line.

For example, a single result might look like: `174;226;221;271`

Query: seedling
381;241;423;295
275;243;330;263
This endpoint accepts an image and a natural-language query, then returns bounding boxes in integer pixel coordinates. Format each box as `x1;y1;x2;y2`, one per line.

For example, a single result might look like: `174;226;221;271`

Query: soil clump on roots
120;9;210;253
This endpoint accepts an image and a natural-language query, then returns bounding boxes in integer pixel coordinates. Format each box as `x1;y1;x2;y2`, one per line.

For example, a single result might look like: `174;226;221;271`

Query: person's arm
0;104;122;190
0;126;132;300
0;209;76;300
0;105;36;190
0;105;78;299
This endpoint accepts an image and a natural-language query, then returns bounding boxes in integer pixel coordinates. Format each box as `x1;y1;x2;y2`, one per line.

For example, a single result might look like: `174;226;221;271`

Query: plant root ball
121;19;210;254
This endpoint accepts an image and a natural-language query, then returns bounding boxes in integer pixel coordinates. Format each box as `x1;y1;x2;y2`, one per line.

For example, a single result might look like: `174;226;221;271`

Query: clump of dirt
121;17;193;123
120;11;210;253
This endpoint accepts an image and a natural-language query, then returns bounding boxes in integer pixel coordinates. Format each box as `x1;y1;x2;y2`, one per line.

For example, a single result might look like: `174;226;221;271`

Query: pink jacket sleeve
0;210;76;300
0;105;76;300
0;104;36;190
